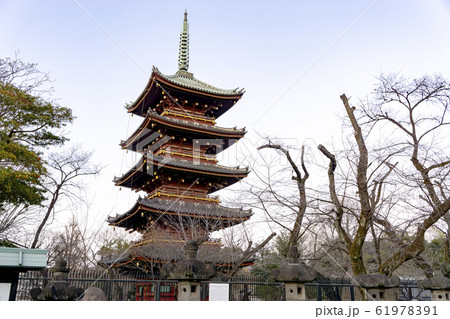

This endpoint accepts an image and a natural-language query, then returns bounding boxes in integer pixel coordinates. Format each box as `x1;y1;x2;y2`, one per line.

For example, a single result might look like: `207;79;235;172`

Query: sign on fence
0;283;12;301
209;283;229;301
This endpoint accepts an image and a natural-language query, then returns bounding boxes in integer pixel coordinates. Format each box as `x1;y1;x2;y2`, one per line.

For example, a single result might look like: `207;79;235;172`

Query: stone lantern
418;275;450;301
271;247;317;301
163;238;215;301
355;258;400;301
30;259;84;301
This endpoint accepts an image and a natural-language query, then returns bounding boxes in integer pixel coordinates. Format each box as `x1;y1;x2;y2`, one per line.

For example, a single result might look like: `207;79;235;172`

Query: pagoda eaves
120;110;246;152
113;154;248;190
126;68;244;118
108;197;252;230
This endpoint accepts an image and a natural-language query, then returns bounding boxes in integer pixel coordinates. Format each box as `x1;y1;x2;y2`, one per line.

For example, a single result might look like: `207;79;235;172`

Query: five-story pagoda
102;11;252;275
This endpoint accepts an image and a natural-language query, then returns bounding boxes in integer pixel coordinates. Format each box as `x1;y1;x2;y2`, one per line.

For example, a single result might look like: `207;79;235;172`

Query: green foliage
425;237;446;266
251;231;309;277
0;138;45;206
251;232;291;276
0;238;18;247
250;251;283;277
0;82;74;146
0;69;74;208
97;238;131;259
274;231;290;258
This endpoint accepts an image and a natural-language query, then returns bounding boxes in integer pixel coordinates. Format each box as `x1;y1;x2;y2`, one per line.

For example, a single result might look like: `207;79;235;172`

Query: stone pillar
177;281;201;301
355;258;400;301
162;237;215;301
362;287;398;301
284;282;307;301
271;247;317;301
418;276;450;301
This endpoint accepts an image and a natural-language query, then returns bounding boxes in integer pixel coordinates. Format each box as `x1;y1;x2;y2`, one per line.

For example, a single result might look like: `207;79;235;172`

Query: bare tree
316;74;450;277
0;146;98;247
0;51;51;94
256;142;309;255
0;205;32;240
45;219;91;270
359;74;450;275
31;146;101;248
43;214;111;270
224;232;276;278
230;74;450;280
318;94;397;275
238;138;326;272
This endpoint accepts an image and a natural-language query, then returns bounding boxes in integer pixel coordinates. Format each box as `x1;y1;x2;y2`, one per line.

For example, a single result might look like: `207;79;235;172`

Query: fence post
407;286;412;300
155;281;161;301
200;282;207;301
243;284;248;301
106;272;112;301
335;286;341;301
350;286;355;301
317;285;322;301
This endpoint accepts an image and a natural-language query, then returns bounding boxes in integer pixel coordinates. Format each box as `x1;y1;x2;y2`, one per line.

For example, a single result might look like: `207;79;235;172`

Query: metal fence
306;281;363;301
305;278;429;301
200;282;285;301
16;270;428;301
200;274;285;301
397;280;431;301
16;269;177;301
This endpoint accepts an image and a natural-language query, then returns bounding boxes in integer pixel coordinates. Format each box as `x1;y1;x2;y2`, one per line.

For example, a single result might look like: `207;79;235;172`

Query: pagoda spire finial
178;10;189;71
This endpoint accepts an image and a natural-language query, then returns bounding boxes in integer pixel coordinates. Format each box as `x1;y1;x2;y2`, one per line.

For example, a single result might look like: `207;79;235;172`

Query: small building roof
0;247;47;270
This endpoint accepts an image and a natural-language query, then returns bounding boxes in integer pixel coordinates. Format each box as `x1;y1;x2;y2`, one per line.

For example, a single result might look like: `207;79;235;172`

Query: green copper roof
153;67;245;96
178;10;189;71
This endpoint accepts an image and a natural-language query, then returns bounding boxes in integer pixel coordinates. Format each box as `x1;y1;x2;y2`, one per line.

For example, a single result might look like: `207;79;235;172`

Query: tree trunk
381;199;450;275
31;188;60;248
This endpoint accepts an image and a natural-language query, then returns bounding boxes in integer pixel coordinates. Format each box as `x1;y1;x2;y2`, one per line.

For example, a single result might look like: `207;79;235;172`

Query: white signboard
209;283;229;301
0;283;11;301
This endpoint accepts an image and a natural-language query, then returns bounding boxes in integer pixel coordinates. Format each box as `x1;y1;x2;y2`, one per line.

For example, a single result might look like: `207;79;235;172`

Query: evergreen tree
0;56;74;210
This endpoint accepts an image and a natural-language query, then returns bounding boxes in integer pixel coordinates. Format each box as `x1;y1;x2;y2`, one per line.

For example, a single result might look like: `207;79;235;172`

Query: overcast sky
1;0;450;239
